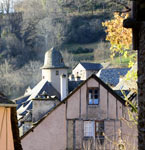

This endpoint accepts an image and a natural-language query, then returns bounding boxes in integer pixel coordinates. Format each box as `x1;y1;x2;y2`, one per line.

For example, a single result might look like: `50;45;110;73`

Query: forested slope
0;0;129;98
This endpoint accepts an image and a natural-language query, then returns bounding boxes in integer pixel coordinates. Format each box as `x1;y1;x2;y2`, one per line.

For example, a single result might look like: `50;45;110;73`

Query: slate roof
114;63;137;91
114;90;130;99
27;79;60;100
42;47;68;69
97;68;130;87
21;74;127;139
0;92;16;106
21;111;32;123
80;62;103;71
68;80;83;93
14;79;60;120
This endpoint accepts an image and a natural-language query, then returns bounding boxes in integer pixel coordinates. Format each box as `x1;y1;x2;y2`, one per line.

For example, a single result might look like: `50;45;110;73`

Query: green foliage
1;30;7;38
66;47;94;54
0;0;130;98
73;52;94;61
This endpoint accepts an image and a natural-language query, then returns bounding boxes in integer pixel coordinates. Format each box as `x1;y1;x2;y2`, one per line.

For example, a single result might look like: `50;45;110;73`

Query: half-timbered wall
22;77;137;150
66;78;137;149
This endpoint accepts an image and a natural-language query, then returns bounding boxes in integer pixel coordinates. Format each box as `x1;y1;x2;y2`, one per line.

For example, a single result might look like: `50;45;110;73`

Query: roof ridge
21;74;126;139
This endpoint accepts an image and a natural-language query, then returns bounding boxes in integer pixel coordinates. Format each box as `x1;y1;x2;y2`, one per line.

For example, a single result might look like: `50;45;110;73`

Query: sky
0;0;21;13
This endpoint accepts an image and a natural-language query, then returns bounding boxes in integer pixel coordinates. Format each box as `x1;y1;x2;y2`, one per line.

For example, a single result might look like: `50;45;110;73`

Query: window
95;121;104;144
88;88;99;105
84;121;94;137
84;121;104;138
95;121;104;137
56;70;59;75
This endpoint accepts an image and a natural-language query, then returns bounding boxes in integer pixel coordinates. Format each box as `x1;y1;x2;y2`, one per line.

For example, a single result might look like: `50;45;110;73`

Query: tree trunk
138;23;145;150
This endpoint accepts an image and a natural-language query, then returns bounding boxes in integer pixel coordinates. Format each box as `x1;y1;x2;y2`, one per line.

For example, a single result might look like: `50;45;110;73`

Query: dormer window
88;88;99;105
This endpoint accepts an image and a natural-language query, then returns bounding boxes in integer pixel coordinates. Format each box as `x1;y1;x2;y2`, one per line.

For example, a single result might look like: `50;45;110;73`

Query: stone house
13;47;82;136
21;74;137;150
72;62;102;80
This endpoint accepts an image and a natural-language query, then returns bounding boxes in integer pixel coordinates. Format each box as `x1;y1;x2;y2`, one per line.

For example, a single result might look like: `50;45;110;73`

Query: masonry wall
72;64;87;80
66;78;137;149
66;78;123;121
42;68;68;94
32;100;58;122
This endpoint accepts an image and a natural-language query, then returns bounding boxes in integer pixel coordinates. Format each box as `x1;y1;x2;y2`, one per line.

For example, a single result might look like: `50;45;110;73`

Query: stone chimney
60;74;68;101
69;74;75;81
32;95;59;123
76;76;81;81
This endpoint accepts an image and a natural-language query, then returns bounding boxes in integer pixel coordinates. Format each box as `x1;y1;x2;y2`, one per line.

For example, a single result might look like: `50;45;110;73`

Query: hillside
0;0;130;98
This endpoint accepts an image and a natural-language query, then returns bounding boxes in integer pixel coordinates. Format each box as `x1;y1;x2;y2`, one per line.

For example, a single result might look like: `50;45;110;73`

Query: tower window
56;70;59;75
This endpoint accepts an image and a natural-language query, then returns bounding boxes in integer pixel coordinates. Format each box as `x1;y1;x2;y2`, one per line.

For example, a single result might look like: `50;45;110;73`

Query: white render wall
42;68;68;94
60;74;68;101
72;64;87;80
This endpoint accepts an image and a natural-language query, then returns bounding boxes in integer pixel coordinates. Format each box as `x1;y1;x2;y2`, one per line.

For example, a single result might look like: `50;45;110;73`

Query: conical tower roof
42;47;68;69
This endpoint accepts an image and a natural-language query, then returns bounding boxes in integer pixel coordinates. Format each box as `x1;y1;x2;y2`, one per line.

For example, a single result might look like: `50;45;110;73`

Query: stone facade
72;62;102;80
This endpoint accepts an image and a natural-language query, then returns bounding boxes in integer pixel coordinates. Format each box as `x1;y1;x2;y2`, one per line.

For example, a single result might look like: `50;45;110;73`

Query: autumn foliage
102;13;132;58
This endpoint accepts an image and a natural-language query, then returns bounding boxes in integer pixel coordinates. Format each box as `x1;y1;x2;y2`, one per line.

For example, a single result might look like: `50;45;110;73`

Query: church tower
41;47;68;99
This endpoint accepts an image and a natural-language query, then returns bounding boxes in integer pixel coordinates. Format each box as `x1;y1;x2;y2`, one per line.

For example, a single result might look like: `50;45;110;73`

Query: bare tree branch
111;0;131;13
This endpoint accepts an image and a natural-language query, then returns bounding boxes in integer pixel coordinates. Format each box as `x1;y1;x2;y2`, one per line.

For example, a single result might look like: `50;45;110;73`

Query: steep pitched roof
68;80;83;93
114;63;137;91
97;68;130;86
21;74;126;139
0;92;16;107
80;62;103;70
27;79;60;100
114;90;130;99
14;79;60;120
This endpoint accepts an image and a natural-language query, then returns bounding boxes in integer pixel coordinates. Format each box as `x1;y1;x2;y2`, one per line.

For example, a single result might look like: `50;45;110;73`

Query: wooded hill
0;0;129;98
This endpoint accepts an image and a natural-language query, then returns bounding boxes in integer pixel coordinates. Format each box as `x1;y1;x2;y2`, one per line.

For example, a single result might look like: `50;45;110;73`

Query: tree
103;2;145;149
0;0;16;14
14;0;67;51
102;12;138;149
102;13;132;58
102;12;137;87
122;1;145;149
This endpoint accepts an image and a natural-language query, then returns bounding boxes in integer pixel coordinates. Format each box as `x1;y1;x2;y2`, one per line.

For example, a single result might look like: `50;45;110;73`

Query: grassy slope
60;1;131;68
62;42;136;68
101;52;137;68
